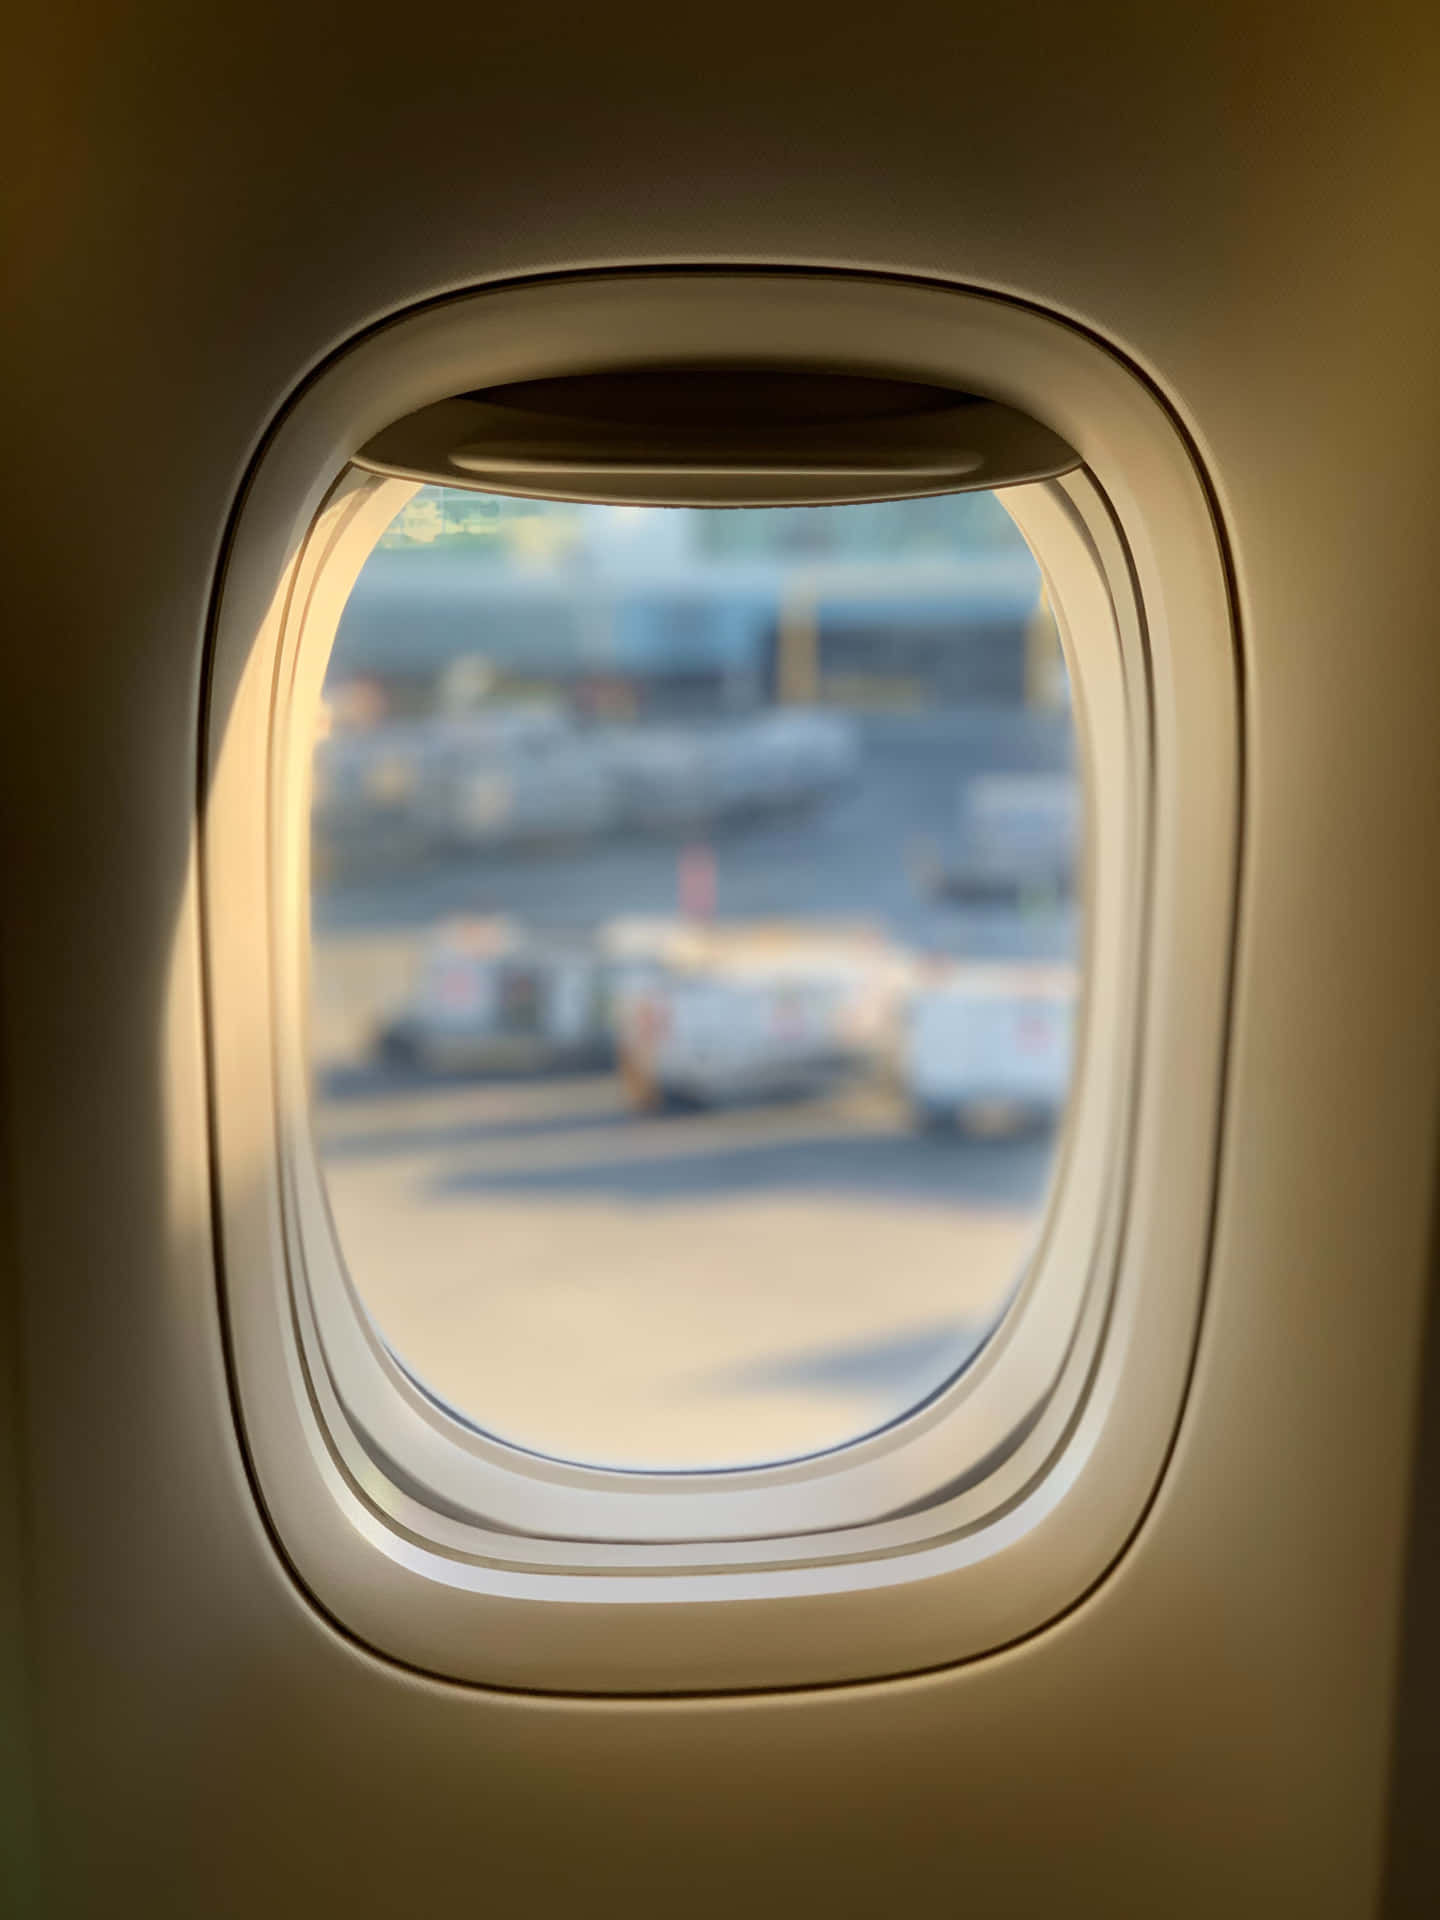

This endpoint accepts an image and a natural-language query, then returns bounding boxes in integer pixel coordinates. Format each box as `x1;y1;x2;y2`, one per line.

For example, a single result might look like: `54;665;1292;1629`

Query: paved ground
316;1069;1052;1469
309;706;1074;1471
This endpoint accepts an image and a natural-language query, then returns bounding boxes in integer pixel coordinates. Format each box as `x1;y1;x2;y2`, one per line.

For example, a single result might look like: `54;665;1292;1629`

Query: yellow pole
776;576;819;704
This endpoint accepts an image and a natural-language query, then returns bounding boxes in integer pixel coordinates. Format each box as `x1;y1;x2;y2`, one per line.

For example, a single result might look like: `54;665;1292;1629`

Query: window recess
202;271;1239;1692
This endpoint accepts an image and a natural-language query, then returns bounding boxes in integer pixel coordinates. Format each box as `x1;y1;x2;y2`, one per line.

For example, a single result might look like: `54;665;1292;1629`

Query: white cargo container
902;962;1078;1132
413;710;622;848
614;921;910;1111
933;773;1080;900
375;917;614;1074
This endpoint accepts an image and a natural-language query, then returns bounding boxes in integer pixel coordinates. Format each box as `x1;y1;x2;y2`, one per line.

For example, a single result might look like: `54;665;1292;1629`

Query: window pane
309;487;1080;1470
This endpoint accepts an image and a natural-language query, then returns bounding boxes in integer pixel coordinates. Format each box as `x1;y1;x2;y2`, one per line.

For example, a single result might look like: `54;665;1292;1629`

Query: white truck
612;921;911;1111
374;916;614;1074
901;961;1078;1134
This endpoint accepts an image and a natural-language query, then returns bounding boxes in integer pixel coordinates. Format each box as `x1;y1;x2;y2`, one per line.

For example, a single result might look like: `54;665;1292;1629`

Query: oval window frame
202;269;1239;1692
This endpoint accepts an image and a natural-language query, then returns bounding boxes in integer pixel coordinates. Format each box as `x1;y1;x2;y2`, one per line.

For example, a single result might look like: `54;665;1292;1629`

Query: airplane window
308;484;1081;1471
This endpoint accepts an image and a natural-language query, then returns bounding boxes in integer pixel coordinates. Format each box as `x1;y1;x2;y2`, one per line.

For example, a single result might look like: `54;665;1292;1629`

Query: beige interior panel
3;4;1438;1915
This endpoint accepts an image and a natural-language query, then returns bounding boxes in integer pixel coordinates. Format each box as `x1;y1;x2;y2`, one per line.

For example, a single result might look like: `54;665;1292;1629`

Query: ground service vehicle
4;8;1440;1919
373;917;615;1075
613;920;906;1109
903;962;1077;1133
